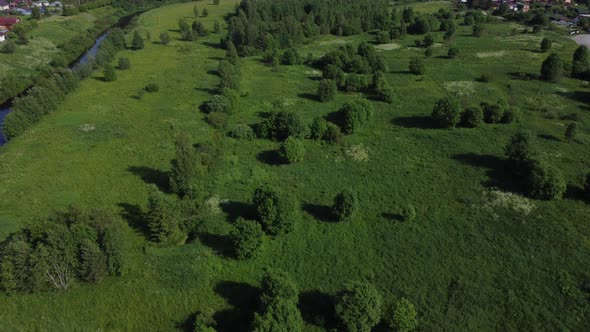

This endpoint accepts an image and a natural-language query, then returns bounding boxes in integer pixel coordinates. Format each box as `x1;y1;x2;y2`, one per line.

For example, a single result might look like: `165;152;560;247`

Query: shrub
390;298;418;332
323;122;343;144
259;110;309;141
502;107;521;124
481;102;504;124
169;132;199;198
448;47;459;58
145;83;159;93
317;79;337;102
118;57;131;70
374;75;395;104
205;94;232;113
103;64;117;82
565;122;577;142
281;48;301;65
146;185;177;242
572;45;590;78
408;57;425;75
160;32;170;45
229;124;255;139
221;88;240;109
472;24;484;37
333;189;358;222
401;204;416;222
206;111;228;129
341;98;374;134
540;38;552;52
541;53;563;82
424;47;433;58
376;30;391;44
253;187;300;236
527;161;566;200
310;117;328;140
1;40;16;54
253;268;303;331
504;131;536;165
132;31;144;50
230;217;263;259
344;74;368;92
279;137;305;164
432;96;461;128
335;281;382;332
423;34;434;47
461;106;483;128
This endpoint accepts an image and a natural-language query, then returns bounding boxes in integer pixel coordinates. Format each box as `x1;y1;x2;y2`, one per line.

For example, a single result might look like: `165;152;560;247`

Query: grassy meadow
0;0;589;330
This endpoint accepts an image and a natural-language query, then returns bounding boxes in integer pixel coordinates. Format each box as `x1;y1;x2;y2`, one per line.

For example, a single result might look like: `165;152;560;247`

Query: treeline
226;0;390;55
63;0;114;16
0;206;126;294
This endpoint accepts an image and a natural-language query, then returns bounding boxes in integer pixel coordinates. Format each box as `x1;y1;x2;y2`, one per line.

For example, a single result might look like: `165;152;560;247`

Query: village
0;0;62;43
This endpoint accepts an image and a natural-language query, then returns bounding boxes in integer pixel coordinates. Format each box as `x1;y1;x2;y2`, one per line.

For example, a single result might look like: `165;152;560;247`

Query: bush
229;124;255;139
169;133;199;198
565;122;577;142
118;57;131;70
448;47;459;58
259;110;309;141
374;75;395;104
160;32;170;45
206;111;228;129
253;187;300;236
205;94;232;113
424;47;433;58
336;281;382;332
1;40;16;54
145;83;159;93
344;74;368;92
341;98;374;134
541;53;563;82
481;102;505;124
376;30;391;44
461;106;483;128
390;298;418;332
323;122;343;144
408;57;425;75
401;204;416;222
281;48;301;65
103;64;117;82
253;268;303;331
279;137;305;164
432;96;461;128
540;38;552;52
423;34;434;47
504;131;536;165
132;30;144;50
333;189;358;222
230;217;263;259
472;24;484;37
146;185;178;242
310;117;328;140
502;107;521;124
527;161;566;200
317;79;337;102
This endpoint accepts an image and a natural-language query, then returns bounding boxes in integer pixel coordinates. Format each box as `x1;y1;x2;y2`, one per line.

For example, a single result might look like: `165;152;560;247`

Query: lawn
0;1;589;331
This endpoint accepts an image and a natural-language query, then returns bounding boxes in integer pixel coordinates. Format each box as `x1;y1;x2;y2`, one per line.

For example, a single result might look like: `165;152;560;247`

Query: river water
0;33;109;145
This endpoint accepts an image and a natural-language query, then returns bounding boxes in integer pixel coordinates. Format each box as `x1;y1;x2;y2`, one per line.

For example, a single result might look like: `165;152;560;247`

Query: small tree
253;268;303;332
230;217;263;259
32;6;42;20
279;137;305;164
540;37;552;53
103;64;117;82
341;98;374;134
432;95;461;128
448;47;459;59
504;131;536;164
408;57;425;75
565;122;577;142
213;0;220;5
540;53;563;82
527;161;566;200
146;185;176;242
1;40;16;54
401;204;416;222
118;57;131;70
423;34;434;47
333;189;358;222
472;24;484;37
226;40;240;65
193;5;199;17
213;21;221;34
160;32;170;45
132;31;144;50
317;79;337;102
335;281;382;332
572;45;590;78
461;106;483;128
253;187;300;236
202;8;209;17
481;102;505;124
169;132;198;197
310;117;328;140
390;298;418;332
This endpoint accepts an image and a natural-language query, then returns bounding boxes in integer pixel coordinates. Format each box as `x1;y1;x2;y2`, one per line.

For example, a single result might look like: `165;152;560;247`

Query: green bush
584;172;590;200
336;281;382;332
401;204;416;222
205;94;232;113
259;110;309;141
423;34;434;47
253;268;303;332
281;48;301;65
118;57;131;70
448;47;459;58
230;217;264;259
229;124;255;139
504;131;536;165
132;30;144;50
527;161;566;200
540;37;552;52
432;96;461;128
481;102;504;124
344;74;368;92
206;111;228;129
502;107;521;124
169;132;199;198
341;98;374;134
310;117;328;140
253;186;300;236
324;122;343;144
461;106;483;128
408;57;425;75
390;298;419;332
1;40;16;54
317;79;337;102
279;137;305;164
541;53;563;82
333;189;358;222
103;64;117;82
145;83;159;93
564;122;577;142
159;32;170;45
424;47;433;58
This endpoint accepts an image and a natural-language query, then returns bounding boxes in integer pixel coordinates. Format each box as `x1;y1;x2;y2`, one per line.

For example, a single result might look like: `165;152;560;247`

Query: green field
0;1;589;330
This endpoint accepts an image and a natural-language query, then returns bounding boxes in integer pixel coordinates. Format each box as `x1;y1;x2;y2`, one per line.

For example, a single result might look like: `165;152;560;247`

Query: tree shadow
299;290;337;329
256;149;282;166
390;70;412;75
298;93;319;102
507;71;536;81
302;203;335;222
117;202;150;238
195;87;219;95
382;212;404;222
220;200;256;222
537;134;561;142
452;153;524;193
198;232;233;258
127;166;171;193
556;90;590;107
209;56;224;61
207;69;220;77
202;41;225;50
564;184;587;202
326;110;345;129
214;281;260;332
391;116;437;129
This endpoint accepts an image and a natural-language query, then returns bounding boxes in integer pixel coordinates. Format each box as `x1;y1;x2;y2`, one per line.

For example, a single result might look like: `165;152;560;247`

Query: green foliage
423;34;434;47
213;21;221;34
32;6;42;20
1;40;16;54
432;95;461;128
226;41;240;65
146;185;178;242
374;73;395;103
169;132;199;198
333;189;358;222
541;53;563;82
259;109;309;141
504;131;536;164
229;124;255;139
317;79;337;102
341;98;374;134
193;311;216;332
118;57;131;70
540;38;552;53
572;46;589;78
565;122;577;142
206;94;232;113
192;21;208;37
376;30;391;44
253;186;300;236
584;173;590;200
145;83;160;93
103;64;117;82
390;298;418;332
310;116;328;140
401;204;416;222
408;57;425;75
253;268;303;332
481;101;505;124
472;24;484;37
79;239;108;283
527;161;566;200
160;32;170;45
344;74;369;92
193;5;199;17
324;122;343;144
230;217;264;259
502;107;521;124
0;259;17;295
336;281;383;332
206;111;228;129
424;47;433;58
448;47;459;58
461;106;483;128
202;8;208;17
279;137;306;164
132;30;145;50
218;60;240;90
281;48;301;65
102;221;126;276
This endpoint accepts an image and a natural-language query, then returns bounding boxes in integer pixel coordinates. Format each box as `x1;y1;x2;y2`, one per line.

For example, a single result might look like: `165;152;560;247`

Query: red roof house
0;17;21;30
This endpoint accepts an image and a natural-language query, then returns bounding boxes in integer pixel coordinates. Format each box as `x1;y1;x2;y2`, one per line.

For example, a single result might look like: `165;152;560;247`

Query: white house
0;0;10;11
0;31;7;43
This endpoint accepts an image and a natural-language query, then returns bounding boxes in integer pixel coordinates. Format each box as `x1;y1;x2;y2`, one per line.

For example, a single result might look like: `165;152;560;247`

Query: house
0;30;7;43
12;7;30;15
48;1;61;7
0;17;21;30
0;0;9;11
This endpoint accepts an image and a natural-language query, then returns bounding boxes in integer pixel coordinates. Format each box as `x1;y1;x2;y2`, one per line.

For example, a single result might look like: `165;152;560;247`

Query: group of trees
431;95;519;129
0;206;126;294
539;44;590;82
178;18;209;42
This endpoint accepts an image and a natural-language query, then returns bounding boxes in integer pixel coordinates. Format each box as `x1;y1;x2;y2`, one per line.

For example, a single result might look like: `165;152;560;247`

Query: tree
281;48;301;65
160;32;170;45
310;117;328;140
118;57;130;70
213;0;220;4
226;40;239;65
205;94;232;114
103;64;117;82
79;239;107;284
317;79;337;102
169;132;199;198
202;8;209;17
448;47;459;58
279;137;305;163
461;106;483;128
527;161;566;200
102;222;126;276
472;24;484;37
481;101;505;124
540;53;563;82
213;21;221;34
230;217;264;259
252;186;300;236
146;185;176;242
1;40;16;54
423;34;434;47
132;31;145;50
341;98;374;134
504;131;536;165
336;281;382;332
259;268;299;306
540;38;552;52
565;122;577;142
253;268;303;332
432;95;461;128
333;189;358;222
32;6;42;20
408;57;425;75
572;45;590;78
259;109;309;141
374;74;395;103
193;5;199;17
0;259;17;295
390;298;418;332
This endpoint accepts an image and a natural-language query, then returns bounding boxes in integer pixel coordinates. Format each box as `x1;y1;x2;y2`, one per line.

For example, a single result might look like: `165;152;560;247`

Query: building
0;0;9;11
0;17;21;30
0;30;7;43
